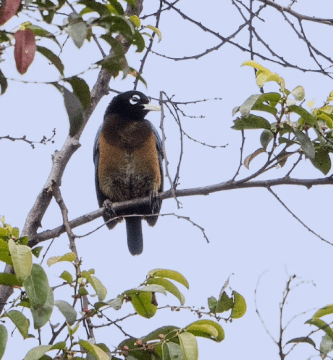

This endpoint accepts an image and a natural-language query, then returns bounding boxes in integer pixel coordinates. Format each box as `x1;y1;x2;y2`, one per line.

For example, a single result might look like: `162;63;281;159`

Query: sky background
2;0;333;359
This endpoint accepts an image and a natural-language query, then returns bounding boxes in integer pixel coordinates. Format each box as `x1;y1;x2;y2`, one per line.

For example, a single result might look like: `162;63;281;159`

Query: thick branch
0;0;145;315
29;175;333;246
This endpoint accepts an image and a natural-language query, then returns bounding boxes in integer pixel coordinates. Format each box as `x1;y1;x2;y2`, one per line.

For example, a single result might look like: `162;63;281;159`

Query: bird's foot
103;199;116;217
149;190;161;213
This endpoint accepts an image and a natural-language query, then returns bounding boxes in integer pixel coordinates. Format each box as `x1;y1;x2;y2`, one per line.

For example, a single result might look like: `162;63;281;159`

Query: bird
93;90;164;255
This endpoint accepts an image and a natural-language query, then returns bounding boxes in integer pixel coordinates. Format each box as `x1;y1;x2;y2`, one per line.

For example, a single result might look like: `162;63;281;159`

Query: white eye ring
129;95;140;105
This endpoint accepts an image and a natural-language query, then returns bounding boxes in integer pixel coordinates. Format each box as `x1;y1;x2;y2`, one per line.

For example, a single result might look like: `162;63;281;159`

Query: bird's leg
149;190;161;214
103;199;117;217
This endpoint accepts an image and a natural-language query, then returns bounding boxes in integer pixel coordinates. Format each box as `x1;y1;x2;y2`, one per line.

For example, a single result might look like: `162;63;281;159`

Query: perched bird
93;91;164;255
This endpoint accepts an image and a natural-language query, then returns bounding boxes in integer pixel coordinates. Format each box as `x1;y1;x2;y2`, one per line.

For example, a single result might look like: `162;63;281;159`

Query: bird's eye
129;95;140;105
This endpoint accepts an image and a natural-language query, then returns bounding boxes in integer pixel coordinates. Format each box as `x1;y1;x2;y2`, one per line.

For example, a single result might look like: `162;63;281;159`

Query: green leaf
3;310;30;339
293;129;315;160
310;148;331;175
31;246;43;258
130;292;157;318
242;60;270;73
8;240;32;282
244;148;265;170
35;0;56;23
31;286;54;329
0;239;12;265
208;296;217;313
162;342;183;360
291;85;305;101
17;236;28;245
313;304;333;319
107;0;125;15
186;320;224;342
23;344;62;360
129;15;140;27
0;273;20;286
232;115;271;130
231;291;246;319
47;252;76;266
305;318;333;339
148;269;189;289
27;25;60;47
260;129;274;150
142;326;179;342
54;300;77;325
78;340;109;360
91;275;107;301
65;77;91;110
11;227;19;238
286;337;316;347
0;325;7;360
316;111;333;129
147;278;185;305
144;25;162;42
60;270;73;284
216;292;233;313
53;84;84;136
239;94;261;117
122;0;137;7
132;30;145;52
23;264;53;329
36;46;64;75
178;332;198;360
288;105;316;126
320;334;333;359
67;16;87;48
78;0;110;17
129;284;167;295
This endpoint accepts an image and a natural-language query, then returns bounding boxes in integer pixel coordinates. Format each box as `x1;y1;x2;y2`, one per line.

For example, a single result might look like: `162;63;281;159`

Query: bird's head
105;91;160;121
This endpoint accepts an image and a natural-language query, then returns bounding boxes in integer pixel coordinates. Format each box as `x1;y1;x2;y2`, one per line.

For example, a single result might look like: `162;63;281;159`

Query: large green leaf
148;269;189;289
216;292;233;313
8;240;32;282
36;46;64;75
130;292;157;318
230;291;246;319
23;343;65;360
147;278;185;305
286;337;316;347
23;264;54;329
310;148;331;175
305;318;333;339
78;0;110;17
53;84;84;137
232;115;271;130
0;239;12;265
3;310;30;339
293;129;315;160
162;342;183;360
47;252;76;266
54;300;77;325
313;304;333;319
185;320;224;342
65;77;91;110
78;340;109;360
178;332;198;360
0;324;7;360
0;273;20;286
288;105;316;125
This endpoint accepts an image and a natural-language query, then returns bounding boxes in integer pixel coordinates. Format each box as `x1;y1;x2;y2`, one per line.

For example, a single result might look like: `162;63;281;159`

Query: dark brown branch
29;174;333;247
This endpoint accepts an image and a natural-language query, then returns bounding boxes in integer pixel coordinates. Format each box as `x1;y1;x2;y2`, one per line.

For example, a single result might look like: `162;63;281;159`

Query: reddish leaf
14;29;36;75
0;0;22;25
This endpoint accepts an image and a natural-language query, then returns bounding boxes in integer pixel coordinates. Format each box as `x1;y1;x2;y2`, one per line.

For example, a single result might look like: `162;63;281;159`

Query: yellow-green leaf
8;240;32;282
231;291;246;319
148;269;189;289
47;252;76;266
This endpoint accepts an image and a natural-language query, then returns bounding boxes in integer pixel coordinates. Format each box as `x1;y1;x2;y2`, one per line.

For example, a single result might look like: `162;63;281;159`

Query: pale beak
143;103;161;111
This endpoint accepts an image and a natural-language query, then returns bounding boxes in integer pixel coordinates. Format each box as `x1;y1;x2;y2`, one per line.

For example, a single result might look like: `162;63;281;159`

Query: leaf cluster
232;61;333;175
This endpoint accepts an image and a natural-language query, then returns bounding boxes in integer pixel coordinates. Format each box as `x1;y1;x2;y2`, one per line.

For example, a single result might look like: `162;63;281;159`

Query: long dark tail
125;217;143;255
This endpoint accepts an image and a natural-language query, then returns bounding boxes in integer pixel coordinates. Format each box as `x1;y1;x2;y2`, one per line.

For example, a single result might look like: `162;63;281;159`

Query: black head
105;91;160;121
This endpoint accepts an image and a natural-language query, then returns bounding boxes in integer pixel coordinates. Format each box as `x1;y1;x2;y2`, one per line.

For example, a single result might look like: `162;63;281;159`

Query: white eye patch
129;95;140;105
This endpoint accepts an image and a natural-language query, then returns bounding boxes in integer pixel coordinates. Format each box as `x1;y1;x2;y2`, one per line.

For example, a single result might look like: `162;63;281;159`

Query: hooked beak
143;103;161;112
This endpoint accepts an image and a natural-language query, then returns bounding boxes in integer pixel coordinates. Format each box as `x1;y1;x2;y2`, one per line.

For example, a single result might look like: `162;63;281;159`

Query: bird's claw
103;199;116;216
149;190;161;214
